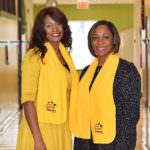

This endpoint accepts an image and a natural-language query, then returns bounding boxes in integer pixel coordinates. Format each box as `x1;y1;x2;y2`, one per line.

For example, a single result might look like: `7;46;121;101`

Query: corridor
0;0;150;150
0;96;149;150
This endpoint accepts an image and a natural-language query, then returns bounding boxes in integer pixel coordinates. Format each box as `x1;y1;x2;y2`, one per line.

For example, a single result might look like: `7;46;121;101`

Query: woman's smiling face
91;25;114;59
44;15;64;46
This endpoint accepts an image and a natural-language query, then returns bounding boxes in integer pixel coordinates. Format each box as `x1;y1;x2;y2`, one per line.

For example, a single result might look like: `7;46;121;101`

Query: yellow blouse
21;50;41;103
21;49;71;104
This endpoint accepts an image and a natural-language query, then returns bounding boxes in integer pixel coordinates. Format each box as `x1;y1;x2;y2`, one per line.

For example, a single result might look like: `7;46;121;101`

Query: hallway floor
0;110;19;150
0;102;149;150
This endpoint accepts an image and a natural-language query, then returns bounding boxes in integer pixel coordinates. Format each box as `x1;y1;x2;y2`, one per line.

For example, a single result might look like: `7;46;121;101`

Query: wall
119;28;134;62
34;4;134;31
145;0;150;107
24;0;33;40
0;17;17;40
0;10;18;121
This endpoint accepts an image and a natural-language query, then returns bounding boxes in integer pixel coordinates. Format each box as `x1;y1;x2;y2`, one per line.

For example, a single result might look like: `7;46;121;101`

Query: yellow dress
16;50;72;150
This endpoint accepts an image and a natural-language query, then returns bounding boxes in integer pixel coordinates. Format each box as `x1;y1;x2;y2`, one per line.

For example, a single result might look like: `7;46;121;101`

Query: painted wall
145;0;150;108
0;11;18;116
145;0;150;17
119;28;134;62
34;4;133;31
0;17;17;40
24;0;33;40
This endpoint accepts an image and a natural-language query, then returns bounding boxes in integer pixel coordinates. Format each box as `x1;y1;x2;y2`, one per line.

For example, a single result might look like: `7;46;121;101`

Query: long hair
88;20;120;57
28;7;72;59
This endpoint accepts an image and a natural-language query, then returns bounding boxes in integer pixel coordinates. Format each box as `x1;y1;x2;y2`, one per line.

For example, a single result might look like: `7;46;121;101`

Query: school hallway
0;0;150;150
0;98;149;150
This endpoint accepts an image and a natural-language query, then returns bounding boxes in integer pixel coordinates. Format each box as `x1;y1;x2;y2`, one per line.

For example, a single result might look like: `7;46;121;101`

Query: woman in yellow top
16;7;77;150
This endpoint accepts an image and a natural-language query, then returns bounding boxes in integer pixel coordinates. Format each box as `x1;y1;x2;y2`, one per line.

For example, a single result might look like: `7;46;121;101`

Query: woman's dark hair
28;6;72;59
88;20;120;57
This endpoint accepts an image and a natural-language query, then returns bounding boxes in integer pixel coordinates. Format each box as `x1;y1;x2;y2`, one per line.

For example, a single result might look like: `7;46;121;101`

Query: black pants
73;137;135;150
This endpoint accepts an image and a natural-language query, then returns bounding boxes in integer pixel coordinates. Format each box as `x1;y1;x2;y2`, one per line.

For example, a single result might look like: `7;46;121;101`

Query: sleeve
115;63;141;149
122;63;141;126
21;51;40;104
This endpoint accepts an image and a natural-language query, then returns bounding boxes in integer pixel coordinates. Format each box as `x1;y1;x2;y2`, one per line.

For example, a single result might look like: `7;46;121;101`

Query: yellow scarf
69;53;119;143
36;42;78;124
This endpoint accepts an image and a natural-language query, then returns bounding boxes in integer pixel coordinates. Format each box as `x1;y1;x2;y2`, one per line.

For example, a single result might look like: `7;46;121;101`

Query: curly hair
28;7;72;59
88;20;120;57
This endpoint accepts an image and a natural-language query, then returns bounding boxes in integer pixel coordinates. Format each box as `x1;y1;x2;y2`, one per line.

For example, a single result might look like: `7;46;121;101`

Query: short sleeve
21;50;40;104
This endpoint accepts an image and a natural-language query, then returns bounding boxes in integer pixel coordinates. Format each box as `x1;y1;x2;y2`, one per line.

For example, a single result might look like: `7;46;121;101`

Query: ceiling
33;0;134;4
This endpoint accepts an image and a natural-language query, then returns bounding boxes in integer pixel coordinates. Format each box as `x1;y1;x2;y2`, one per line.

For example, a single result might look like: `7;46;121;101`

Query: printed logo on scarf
94;122;103;133
46;101;57;112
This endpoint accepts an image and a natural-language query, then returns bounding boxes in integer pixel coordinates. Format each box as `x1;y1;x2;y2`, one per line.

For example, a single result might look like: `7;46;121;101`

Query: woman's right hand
34;139;47;150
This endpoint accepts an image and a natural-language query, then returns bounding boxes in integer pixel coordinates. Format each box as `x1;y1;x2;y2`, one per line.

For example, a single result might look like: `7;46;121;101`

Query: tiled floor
0;102;149;150
0;111;19;150
141;105;150;150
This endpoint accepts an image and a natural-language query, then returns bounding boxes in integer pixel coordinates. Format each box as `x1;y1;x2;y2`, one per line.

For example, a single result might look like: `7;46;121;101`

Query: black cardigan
74;58;141;150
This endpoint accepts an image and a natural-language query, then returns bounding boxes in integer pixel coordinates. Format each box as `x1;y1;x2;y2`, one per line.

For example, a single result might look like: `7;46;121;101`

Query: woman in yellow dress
16;6;77;150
